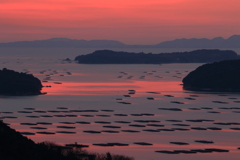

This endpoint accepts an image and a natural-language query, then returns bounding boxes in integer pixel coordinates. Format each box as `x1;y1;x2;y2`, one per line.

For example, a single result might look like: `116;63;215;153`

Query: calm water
0;48;240;160
1;47;240;59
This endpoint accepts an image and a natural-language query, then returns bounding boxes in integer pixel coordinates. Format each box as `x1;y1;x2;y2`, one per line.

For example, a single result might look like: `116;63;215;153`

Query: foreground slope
0;120;134;160
0;120;76;160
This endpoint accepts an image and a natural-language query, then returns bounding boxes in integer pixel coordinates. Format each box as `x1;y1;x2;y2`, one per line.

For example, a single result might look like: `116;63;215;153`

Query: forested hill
182;59;240;92
0;68;43;96
74;49;239;64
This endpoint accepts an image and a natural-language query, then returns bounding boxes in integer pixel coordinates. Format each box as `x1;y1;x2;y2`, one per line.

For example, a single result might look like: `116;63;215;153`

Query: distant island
1;35;240;48
182;59;240;92
0;68;43;96
74;49;239;64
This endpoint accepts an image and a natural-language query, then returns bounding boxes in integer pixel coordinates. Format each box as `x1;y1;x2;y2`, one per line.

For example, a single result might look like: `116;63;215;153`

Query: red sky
0;0;239;44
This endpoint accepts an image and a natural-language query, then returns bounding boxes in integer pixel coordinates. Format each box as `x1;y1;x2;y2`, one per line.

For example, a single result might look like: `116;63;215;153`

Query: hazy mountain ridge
1;35;240;48
0;38;127;48
154;35;240;48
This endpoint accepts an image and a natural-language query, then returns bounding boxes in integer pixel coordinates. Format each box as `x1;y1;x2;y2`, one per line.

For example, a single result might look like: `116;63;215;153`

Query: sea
0;47;240;160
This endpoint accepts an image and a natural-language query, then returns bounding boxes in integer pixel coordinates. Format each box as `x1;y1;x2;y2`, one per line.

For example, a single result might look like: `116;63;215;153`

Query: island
0;68;43;96
182;59;240;92
74;49;239;64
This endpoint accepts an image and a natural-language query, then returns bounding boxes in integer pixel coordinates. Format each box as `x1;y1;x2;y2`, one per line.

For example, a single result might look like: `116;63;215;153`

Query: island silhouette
0;68;43;96
74;49;239;64
182;59;240;92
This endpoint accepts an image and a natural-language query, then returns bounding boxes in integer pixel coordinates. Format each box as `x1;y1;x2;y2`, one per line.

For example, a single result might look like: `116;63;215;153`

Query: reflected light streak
42;81;182;95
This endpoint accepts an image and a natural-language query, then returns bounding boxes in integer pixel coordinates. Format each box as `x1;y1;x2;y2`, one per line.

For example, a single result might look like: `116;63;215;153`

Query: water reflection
1;61;240;160
42;81;183;95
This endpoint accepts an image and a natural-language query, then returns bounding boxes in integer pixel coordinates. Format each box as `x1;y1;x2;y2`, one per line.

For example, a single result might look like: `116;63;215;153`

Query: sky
0;0;240;44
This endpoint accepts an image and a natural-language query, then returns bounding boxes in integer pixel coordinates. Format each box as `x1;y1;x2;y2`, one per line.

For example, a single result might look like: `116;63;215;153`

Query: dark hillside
0;68;43;96
0;120;134;160
0;120;78;160
182;59;240;92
